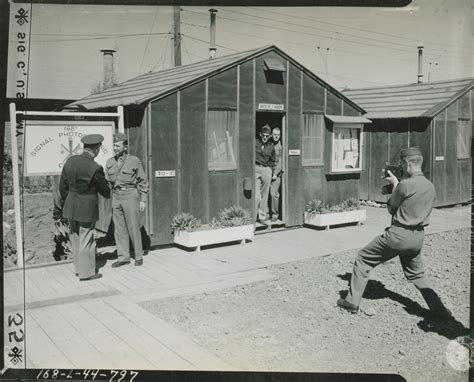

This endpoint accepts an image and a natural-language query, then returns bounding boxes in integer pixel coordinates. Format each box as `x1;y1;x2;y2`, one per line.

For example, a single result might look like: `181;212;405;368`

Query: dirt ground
3;193;58;267
140;228;471;382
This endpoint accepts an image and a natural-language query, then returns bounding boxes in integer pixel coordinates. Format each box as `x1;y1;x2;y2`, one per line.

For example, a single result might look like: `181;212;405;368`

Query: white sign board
24;121;114;176
435;156;445;161
258;103;284;111
289;149;301;156
155;170;176;177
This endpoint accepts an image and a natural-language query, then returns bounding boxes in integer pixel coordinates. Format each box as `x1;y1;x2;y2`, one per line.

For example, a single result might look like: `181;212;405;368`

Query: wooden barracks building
67;45;371;245
343;78;473;207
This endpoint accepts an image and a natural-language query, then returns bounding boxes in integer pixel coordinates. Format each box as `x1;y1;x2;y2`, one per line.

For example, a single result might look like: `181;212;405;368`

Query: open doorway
255;112;285;228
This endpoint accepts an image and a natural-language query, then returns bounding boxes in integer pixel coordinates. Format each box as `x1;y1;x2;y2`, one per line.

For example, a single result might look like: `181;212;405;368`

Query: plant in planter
172;206;254;252
304;198;366;230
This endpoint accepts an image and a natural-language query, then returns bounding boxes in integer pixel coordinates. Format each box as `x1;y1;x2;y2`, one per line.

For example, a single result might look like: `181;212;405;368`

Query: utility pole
173;6;182;67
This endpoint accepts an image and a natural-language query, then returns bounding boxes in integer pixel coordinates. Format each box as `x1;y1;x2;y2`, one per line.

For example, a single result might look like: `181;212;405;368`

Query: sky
6;0;473;100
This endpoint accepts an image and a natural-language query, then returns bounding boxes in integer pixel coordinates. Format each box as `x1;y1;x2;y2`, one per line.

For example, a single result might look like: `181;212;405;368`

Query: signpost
8;103;124;267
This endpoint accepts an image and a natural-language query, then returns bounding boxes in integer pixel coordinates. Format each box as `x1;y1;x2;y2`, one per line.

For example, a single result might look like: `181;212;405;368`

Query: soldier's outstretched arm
94;167;111;199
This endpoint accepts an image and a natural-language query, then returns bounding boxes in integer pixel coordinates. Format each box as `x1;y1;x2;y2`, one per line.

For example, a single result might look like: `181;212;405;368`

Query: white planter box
304;209;366;230
174;224;255;252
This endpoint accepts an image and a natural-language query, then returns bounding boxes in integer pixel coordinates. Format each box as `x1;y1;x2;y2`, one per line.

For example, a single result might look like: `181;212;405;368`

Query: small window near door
302;113;324;166
457;119;471;159
331;123;363;172
208;109;237;171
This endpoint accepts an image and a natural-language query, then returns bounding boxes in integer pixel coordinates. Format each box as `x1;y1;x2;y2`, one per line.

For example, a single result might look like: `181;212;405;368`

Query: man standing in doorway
106;133;148;268
270;127;283;222
59;134;111;281
255;124;276;225
337;147;451;318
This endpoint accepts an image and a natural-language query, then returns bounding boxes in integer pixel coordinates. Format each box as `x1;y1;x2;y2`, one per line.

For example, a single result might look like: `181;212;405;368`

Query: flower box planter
174;224;255;252
304;209;367;230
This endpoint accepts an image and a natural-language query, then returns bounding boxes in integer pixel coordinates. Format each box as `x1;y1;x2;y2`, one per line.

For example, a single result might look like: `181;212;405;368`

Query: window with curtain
457;119;471;159
302;113;324;166
331;123;362;172
207;109;237;170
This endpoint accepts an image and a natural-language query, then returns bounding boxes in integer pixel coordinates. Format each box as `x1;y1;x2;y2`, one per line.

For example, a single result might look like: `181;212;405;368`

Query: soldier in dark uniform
338;147;451;317
106;133;148;268
59;134;111;281
255;124;276;224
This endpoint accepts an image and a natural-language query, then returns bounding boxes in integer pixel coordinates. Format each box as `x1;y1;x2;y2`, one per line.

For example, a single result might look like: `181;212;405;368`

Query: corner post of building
9;102;24;268
117;105;125;133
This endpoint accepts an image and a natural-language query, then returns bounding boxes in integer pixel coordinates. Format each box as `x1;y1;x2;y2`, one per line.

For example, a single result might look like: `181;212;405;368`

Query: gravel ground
140;228;471;382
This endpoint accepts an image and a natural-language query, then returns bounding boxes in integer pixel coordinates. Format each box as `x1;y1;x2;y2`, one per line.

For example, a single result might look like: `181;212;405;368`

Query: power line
218;8;472;60
139;8;160;74
181;21;416;64
28;32;170;43
180;33;239;53
245;6;472;54
151;30;172;72
183;9;471;61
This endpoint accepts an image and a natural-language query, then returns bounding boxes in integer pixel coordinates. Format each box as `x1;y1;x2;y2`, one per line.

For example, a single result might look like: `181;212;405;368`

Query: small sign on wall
289;149;301;156
435;156;445;161
258;103;284;111
155;170;176;177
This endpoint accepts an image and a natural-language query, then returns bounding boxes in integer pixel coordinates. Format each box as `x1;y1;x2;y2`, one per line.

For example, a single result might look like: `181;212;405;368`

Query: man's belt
113;185;136;191
392;221;424;231
69;188;96;195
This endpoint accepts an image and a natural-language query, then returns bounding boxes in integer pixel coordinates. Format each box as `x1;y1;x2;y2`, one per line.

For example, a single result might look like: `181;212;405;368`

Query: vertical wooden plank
208;173;238;218
286;64;303;226
302;73;324;112
369;123;389;203
445;102;458;205
208;67;237;108
325;91;342;115
150;94;178;245
432;112;446;205
238;61;255;213
180;81;208;220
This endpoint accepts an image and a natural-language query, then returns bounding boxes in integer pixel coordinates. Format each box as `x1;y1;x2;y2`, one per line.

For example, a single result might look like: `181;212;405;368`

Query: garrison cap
81;134;104;145
261;124;271;134
113;132;127;143
400;146;422;158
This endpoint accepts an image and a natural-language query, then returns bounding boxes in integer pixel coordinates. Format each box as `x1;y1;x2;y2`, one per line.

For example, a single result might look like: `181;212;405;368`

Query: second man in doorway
106;133;149;268
270;127;283;222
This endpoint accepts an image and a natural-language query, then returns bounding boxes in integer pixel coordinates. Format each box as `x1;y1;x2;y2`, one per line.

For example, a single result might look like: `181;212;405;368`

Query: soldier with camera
337;147;451;318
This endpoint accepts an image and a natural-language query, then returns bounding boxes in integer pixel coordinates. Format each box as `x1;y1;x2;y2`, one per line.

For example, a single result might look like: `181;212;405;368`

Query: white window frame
330;123;363;173
207;109;238;171
302;113;324;166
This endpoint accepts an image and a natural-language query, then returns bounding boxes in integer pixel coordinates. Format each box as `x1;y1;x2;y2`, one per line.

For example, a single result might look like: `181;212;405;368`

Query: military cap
113;132;127;143
400;147;423;158
81;134;104;145
261;124;271;134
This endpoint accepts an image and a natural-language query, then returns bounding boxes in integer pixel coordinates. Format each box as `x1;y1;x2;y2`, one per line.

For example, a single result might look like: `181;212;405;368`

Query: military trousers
112;188;143;262
270;176;281;217
69;220;97;279
255;165;272;221
346;225;430;307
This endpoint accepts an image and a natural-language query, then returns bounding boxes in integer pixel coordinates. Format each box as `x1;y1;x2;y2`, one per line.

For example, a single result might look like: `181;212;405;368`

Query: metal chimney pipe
209;9;217;59
417;46;424;83
101;49;116;89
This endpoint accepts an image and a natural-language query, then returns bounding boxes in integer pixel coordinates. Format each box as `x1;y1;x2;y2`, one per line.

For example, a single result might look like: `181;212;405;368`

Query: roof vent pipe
209;9;217;59
417;46;424;83
101;49;116;90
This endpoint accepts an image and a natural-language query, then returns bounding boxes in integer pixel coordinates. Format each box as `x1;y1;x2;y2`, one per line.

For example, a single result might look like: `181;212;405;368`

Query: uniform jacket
59;151;111;223
105;154;149;202
255;138;276;170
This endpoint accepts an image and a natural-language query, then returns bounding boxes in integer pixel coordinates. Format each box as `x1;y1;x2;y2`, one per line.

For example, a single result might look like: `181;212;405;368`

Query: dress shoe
112;260;131;268
337;298;359;314
80;273;102;281
135;259;143;266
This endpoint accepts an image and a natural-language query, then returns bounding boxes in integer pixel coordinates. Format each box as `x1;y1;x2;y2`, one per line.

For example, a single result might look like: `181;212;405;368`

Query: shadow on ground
337;272;469;340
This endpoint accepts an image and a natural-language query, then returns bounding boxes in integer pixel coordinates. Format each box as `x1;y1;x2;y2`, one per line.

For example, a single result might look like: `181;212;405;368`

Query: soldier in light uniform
270;127;283;222
59;134;110;281
337;147;451;318
106;133;148;267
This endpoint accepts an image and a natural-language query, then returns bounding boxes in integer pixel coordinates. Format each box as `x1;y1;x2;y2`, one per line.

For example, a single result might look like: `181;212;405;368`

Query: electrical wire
139;9;160;74
180;33;239;53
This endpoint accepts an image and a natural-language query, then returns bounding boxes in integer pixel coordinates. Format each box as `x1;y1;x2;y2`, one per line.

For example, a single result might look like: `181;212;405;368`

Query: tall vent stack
101;49;116;90
209;9;217;59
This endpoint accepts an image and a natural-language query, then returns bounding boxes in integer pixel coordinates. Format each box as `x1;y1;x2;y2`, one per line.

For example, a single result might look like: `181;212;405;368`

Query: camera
384;164;402;179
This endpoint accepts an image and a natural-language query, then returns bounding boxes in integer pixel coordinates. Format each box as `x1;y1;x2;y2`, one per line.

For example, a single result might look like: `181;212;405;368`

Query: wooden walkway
3;205;470;370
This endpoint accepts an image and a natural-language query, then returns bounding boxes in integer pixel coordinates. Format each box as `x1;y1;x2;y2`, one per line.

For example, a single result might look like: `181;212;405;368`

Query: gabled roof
68;45;364;113
342;78;473;119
